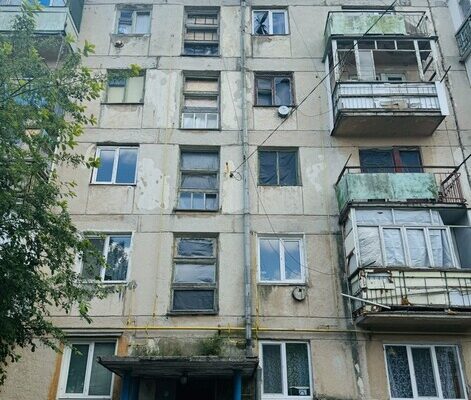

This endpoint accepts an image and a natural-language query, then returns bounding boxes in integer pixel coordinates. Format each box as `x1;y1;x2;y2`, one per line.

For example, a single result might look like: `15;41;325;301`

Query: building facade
1;0;471;400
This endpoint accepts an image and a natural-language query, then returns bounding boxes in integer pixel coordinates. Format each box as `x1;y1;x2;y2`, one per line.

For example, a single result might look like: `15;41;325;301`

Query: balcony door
360;148;422;173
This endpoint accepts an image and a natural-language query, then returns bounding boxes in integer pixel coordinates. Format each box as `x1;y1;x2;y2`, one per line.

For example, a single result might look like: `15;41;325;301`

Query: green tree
0;3;109;385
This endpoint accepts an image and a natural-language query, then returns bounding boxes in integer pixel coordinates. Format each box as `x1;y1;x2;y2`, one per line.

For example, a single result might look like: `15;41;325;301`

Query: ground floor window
59;340;116;398
385;345;466;399
260;341;312;398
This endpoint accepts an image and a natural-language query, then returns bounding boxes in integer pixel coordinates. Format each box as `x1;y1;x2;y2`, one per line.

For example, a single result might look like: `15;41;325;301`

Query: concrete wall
2;1;471;400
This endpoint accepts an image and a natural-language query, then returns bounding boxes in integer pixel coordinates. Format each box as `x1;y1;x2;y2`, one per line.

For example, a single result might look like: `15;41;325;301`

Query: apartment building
1;1;471;400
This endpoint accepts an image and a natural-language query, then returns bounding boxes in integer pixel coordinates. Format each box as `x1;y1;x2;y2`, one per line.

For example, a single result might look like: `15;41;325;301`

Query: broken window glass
255;75;293;106
259;150;298;186
253;10;288;35
254;11;269;34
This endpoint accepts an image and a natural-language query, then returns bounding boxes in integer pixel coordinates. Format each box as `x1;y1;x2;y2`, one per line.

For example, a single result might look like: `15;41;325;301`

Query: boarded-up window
172;237;217;312
184;9;219;56
182;75;219;129
258;149;299;186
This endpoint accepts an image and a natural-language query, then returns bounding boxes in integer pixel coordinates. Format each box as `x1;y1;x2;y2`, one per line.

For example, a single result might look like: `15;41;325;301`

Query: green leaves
0;5;107;387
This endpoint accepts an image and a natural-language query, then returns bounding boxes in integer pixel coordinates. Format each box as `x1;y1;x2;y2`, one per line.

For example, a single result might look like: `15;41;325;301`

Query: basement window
181;74;220;129
116;8;151;34
106;70;145;104
92;146;138;185
385;345;466;399
260;342;312;398
258;237;305;283
183;8;219;56
178;150;219;211
253;9;289;35
81;234;132;282
59;341;116;399
255;74;293;106
258;149;299;186
171;237;217;313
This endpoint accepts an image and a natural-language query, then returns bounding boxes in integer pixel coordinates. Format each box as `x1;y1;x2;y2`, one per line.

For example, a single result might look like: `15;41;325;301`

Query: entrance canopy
98;356;259;378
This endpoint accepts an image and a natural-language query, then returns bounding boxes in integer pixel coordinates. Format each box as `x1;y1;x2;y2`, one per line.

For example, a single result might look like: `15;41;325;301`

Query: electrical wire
229;0;398;176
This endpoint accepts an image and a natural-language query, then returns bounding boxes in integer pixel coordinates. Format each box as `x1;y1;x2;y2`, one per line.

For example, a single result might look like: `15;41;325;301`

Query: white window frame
81;233;133;284
384;344;468;400
92;146;138;185
259;341;313;400
116;8;151;35
257;236;306;284
252;9;289;35
58;340;117;399
351;208;459;269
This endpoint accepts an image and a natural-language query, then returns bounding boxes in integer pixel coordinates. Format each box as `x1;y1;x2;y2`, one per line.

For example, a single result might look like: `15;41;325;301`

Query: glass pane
272;12;286;34
177;238;214;257
205;193;218;210
406;229;430;267
429;229;453;268
181;173;217;189
286;343;310;396
383;229;406;266
399;150;422;172
274;78;292;106
259;151;277;185
104;236;131;281
65;344;89;394
260;239;281;281
125;76;144;103
284;240;301;280
179;192;191;209
358;50;376;81
116;148;138;184
181;152;219;170
182;113;194;128
173;290;214;311
436;347;465;399
88;343;115;395
135;12;150;34
106;86;125;103
174;264;215;283
206;113;218;128
411;347;437;397
257;78;272;105
278;151;297;185
118;11;133;34
254;11;269;35
385;346;413;399
81;238;105;280
95;149;115;182
192;192;205;209
262;344;283;394
195;113;206;129
358;227;382;267
359;149;394;173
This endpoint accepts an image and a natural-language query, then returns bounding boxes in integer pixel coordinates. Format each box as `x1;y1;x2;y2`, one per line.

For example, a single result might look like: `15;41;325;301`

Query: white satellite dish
277;105;291;118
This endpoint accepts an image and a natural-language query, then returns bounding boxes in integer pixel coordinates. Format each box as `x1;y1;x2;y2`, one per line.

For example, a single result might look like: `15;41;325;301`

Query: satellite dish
277;105;291;118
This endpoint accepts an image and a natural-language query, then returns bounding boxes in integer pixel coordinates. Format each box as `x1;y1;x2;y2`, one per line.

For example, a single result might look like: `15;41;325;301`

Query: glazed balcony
0;0;84;53
349;267;471;330
335;166;466;215
456;15;471;61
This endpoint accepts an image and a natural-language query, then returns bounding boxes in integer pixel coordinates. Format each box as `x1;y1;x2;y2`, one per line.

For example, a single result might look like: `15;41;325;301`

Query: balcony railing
324;11;429;44
456;15;471;60
350;267;471;317
335;166;466;213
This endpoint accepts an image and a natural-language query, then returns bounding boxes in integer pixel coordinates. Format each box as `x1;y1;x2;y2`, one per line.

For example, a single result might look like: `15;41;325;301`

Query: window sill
181;53;221;58
258;184;302;187
252;33;290;37
258;282;307;286
89;183;137;187
101;102;144;106
253;104;295;108
179;127;221;131
167;311;218;316
174;208;220;213
111;33;151;38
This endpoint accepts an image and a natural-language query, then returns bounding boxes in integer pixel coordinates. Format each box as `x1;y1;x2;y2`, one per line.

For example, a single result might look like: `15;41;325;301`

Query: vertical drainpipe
240;0;253;357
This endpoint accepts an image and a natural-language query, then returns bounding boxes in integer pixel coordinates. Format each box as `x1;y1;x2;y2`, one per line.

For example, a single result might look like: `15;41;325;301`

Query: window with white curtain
260;342;312;398
58;341;116;399
353;209;457;268
385;345;466;400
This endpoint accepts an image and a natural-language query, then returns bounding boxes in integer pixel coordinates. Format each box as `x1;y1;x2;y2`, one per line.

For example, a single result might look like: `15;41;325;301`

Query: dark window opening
360;148;422;173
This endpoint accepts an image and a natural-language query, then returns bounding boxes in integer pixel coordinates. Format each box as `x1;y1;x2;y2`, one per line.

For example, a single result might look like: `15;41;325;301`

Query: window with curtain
354;209;456;268
255;74;293;106
261;342;311;398
117;9;151;34
359;148;422;173
93;146;138;184
81;234;132;282
385;345;465;399
106;70;145;104
59;341;116;398
172;237;217;312
178;150;219;210
259;149;299;186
